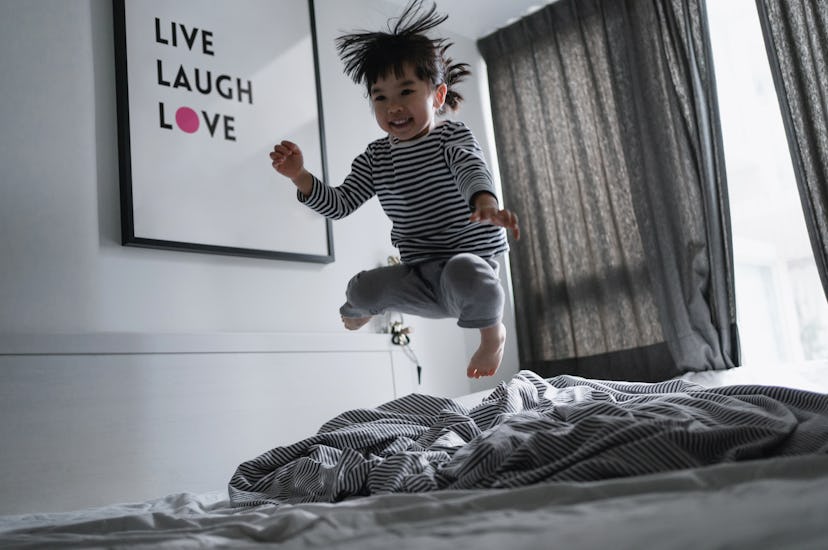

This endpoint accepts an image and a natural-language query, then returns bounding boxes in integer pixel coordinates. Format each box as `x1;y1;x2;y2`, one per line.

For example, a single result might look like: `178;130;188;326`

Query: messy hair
335;0;471;113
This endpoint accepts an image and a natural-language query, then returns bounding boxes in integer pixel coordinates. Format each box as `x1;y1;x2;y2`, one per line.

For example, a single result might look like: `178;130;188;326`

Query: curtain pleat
478;0;739;381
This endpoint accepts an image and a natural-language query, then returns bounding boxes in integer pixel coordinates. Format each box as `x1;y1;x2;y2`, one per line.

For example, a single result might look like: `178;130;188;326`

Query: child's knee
443;254;499;295
345;271;371;309
345;269;389;312
443;253;480;281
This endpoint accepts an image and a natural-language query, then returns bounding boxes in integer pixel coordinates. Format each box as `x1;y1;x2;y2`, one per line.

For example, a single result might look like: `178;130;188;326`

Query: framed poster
113;0;333;263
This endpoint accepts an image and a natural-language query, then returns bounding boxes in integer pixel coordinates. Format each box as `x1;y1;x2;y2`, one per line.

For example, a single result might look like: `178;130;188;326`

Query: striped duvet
229;370;828;506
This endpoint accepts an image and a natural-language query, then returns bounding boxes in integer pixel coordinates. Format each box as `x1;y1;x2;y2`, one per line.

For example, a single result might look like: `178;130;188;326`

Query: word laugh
155;18;254;141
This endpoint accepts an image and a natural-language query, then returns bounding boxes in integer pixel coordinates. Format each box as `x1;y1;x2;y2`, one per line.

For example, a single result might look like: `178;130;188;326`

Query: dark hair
335;0;471;113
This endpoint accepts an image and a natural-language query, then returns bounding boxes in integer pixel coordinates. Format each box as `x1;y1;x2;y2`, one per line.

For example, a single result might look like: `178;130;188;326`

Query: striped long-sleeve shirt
299;120;509;264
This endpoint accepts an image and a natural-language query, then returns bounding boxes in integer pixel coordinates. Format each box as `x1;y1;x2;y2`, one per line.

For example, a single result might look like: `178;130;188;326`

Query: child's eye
372;95;386;102
401;89;414;96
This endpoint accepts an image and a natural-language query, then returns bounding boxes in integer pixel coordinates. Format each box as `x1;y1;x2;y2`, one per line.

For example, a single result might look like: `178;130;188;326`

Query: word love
159;103;236;141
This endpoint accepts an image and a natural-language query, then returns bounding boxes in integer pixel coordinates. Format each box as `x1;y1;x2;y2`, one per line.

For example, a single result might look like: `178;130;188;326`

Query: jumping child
269;0;519;379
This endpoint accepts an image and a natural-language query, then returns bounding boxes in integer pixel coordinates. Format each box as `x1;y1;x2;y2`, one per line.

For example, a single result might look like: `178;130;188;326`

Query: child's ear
433;83;448;110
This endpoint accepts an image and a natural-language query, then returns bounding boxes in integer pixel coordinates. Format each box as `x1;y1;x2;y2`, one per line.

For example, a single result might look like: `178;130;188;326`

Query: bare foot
467;323;506;379
342;315;372;331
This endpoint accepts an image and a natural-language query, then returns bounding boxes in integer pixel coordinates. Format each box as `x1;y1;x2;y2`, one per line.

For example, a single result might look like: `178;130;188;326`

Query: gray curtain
756;0;828;301
478;0;739;381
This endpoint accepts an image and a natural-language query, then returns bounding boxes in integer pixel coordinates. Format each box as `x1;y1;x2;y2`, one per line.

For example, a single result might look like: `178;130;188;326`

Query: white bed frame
0;332;416;516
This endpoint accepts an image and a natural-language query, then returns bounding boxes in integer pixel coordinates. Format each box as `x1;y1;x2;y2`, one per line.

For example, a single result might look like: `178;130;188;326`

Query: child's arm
269;140;313;197
443;123;520;240
269;139;377;220
470;192;521;240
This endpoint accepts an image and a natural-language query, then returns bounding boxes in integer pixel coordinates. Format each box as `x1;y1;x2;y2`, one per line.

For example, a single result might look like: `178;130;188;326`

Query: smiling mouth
389;118;412;128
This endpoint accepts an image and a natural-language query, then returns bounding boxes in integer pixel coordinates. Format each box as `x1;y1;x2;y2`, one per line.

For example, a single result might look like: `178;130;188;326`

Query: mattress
1;363;827;549
1;454;827;549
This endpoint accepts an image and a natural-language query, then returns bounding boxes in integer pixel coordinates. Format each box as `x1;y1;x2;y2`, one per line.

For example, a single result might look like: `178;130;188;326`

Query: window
706;0;828;365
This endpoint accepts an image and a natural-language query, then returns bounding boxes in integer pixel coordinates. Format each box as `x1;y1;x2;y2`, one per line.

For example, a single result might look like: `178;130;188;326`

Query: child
269;0;519;379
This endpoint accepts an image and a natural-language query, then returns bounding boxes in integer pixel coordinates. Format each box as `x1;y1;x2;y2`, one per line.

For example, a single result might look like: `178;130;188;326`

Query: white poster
114;0;333;262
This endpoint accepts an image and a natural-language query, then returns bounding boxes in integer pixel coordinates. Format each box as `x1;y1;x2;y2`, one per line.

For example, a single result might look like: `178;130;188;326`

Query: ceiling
382;0;555;39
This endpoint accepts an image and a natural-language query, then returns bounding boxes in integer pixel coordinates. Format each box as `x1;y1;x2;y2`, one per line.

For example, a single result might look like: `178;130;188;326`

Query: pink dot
175;107;199;133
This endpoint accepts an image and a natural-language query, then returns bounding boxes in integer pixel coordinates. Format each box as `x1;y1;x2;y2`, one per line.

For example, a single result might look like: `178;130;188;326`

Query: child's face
369;64;447;141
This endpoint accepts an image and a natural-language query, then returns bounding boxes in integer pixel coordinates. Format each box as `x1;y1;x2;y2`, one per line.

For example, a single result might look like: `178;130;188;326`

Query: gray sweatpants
339;253;504;329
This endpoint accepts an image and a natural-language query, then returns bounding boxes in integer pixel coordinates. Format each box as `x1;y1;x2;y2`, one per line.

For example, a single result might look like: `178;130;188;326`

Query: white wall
0;0;518;398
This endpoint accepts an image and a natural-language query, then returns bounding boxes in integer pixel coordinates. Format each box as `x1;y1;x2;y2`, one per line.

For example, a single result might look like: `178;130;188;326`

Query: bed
1;365;827;549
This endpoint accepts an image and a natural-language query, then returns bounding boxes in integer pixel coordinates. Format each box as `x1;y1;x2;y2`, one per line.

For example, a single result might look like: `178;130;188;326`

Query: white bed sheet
457;360;828;410
680;359;828;394
3;362;827;549
1;453;827;549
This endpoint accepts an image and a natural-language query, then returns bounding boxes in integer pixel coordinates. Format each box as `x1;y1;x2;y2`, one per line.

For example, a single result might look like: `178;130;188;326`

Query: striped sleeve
298;150;376;220
443;122;498;207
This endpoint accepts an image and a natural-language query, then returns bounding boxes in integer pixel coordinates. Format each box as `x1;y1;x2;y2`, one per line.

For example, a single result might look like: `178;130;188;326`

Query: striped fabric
299;120;509;264
228;370;828;507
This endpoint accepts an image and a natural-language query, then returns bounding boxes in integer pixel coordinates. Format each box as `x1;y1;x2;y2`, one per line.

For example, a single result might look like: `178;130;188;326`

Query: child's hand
470;203;520;240
269;140;305;179
269;140;314;197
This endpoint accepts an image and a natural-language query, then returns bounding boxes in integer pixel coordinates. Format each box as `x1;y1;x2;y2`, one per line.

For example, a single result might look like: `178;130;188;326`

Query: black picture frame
113;0;333;263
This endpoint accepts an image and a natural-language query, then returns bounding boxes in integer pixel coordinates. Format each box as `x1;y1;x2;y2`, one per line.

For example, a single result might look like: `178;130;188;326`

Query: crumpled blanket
229;370;828;506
